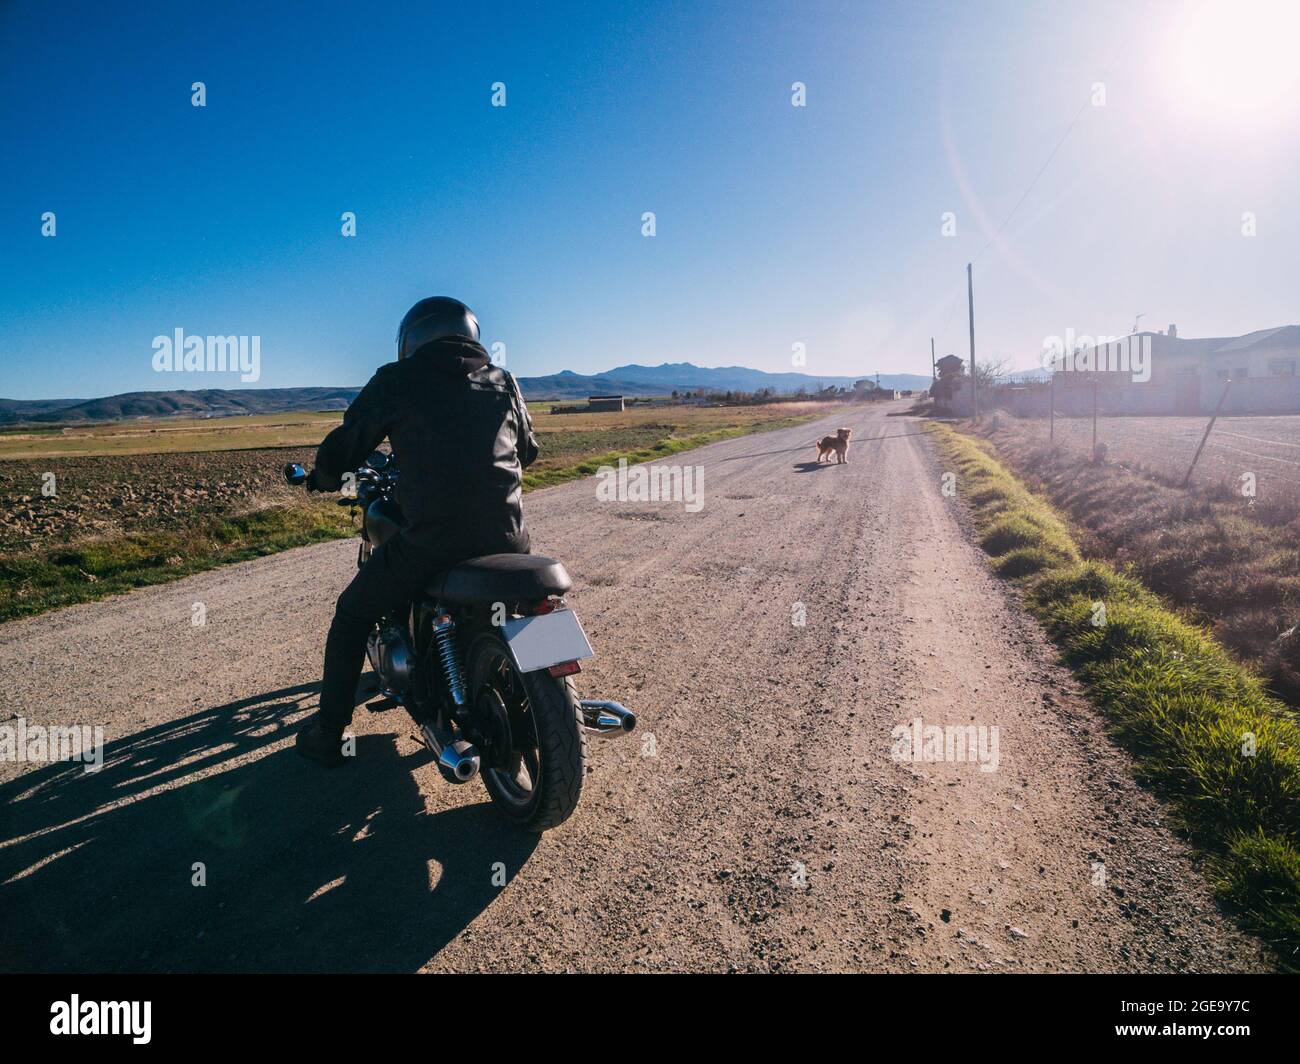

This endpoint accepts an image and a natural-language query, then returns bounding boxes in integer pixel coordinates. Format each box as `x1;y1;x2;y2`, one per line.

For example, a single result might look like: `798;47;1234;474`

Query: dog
815;427;852;464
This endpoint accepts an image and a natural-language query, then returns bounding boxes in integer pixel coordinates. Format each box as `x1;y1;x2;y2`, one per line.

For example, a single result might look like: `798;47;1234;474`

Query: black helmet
397;297;480;359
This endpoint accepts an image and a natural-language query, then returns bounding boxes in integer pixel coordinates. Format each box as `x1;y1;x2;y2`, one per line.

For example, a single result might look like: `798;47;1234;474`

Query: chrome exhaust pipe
420;723;480;783
579;699;637;737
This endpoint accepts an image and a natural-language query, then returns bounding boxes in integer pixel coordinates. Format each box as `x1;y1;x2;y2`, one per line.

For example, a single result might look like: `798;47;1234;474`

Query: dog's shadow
794;461;834;472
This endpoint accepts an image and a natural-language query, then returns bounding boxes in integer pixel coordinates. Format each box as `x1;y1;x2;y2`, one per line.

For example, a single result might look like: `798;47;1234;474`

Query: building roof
1063;325;1299;373
1153;334;1229;359
1085;329;1296;362
1212;325;1300;353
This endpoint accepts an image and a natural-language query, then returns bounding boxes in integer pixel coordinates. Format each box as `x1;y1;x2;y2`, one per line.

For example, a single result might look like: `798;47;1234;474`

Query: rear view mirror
284;463;308;485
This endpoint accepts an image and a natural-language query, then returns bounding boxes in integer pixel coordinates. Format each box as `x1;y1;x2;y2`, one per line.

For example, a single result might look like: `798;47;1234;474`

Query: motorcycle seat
429;554;573;604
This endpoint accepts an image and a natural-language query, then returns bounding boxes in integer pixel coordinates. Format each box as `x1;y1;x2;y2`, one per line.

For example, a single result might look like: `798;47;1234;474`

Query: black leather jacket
312;337;538;556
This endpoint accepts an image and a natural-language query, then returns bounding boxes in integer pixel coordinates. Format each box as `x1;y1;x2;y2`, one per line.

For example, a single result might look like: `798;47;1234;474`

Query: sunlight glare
1165;0;1300;128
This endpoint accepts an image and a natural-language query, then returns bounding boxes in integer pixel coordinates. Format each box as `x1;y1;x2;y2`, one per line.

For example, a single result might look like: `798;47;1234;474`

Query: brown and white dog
815;427;852;464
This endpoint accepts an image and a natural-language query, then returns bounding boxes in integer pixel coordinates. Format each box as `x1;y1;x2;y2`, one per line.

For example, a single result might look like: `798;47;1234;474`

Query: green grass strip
0;505;356;622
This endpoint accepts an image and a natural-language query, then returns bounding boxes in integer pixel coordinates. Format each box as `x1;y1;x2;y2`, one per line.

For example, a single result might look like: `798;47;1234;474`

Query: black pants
318;534;458;732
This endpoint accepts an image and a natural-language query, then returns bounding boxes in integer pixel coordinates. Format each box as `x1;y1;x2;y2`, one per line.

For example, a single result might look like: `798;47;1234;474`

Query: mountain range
0;363;933;425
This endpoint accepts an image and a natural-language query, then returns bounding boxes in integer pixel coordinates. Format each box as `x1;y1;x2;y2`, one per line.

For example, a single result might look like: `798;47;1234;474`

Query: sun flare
1164;0;1300;128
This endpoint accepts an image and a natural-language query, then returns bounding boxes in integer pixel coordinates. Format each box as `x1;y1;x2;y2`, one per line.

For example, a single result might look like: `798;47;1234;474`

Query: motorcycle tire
467;630;586;831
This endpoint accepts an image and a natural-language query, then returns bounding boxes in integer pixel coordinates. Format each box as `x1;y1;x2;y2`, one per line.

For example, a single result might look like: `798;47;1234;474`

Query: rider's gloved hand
306;468;343;493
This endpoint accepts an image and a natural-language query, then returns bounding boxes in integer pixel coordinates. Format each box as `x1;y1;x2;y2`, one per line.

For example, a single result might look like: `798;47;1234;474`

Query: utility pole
966;262;978;419
931;337;936;382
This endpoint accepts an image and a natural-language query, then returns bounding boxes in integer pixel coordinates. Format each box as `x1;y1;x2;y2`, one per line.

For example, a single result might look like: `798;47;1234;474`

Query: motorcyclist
295;297;539;766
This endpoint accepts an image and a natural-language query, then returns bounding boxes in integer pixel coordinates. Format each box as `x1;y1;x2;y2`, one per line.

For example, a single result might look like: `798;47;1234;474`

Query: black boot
296;719;348;767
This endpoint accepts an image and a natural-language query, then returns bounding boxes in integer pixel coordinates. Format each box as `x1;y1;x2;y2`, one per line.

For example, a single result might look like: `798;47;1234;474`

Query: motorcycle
284;453;635;831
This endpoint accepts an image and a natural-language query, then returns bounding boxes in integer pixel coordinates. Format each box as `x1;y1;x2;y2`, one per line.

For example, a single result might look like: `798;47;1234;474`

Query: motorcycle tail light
530;597;561;616
548;661;581;677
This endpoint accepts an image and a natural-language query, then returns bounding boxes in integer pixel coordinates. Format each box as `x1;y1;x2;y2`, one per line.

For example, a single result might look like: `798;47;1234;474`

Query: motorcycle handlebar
282;459;393;495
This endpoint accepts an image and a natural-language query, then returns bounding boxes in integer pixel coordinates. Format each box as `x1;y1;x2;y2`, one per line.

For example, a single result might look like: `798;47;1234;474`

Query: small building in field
930;354;967;412
586;394;625;412
935;354;965;378
853;379;901;401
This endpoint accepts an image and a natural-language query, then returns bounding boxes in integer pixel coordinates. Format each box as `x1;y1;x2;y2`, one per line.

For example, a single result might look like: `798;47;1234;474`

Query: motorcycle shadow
0;682;538;973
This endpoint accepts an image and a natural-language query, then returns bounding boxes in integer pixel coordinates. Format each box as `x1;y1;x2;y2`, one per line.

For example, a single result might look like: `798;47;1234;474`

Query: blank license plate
502;609;594;673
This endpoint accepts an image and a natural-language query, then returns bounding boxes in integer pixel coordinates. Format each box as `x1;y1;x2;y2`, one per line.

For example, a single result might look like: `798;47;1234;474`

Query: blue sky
2;0;1297;399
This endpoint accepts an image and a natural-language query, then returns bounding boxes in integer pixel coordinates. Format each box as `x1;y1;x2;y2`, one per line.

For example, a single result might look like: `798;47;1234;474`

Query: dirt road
0;403;1271;972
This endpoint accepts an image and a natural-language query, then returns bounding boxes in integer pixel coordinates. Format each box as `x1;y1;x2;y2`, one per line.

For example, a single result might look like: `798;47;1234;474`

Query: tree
974;357;1011;389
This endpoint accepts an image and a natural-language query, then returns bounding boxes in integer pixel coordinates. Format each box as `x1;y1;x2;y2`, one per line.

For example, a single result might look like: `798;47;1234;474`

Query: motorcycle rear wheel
467;631;586;831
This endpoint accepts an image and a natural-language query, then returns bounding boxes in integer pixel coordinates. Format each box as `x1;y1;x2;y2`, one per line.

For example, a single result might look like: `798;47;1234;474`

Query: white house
1071;324;1300;415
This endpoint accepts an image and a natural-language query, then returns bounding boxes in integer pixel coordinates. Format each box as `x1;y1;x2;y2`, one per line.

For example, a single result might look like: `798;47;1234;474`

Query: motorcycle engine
367;621;414;696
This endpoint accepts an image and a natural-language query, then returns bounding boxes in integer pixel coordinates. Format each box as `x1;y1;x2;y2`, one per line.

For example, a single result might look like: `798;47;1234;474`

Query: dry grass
979;411;1300;505
964;416;1300;709
0;401;838;460
0;411;346;459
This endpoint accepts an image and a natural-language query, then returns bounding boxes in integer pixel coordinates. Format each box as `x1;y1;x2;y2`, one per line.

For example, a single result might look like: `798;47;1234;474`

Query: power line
933;69;1111;346
970;82;1099;266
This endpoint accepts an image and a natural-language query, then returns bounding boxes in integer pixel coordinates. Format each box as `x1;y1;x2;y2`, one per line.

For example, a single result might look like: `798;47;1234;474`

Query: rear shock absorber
432;612;468;707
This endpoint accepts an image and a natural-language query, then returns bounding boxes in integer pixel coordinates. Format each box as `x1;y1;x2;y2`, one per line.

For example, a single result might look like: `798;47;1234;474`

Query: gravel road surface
0;403;1271;972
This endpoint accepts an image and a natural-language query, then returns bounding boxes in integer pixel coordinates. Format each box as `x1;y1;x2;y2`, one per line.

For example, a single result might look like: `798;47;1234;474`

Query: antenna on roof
1130;312;1145;335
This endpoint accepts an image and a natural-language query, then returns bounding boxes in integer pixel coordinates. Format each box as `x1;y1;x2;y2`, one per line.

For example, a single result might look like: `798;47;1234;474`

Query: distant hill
0;363;933;425
0;388;362;425
0;397;88;421
525;363;930;397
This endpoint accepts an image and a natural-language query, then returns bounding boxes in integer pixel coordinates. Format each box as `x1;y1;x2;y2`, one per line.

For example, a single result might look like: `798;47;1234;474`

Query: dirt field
0;402;836;552
0;401;838;623
0;402;1272;972
0;412;344;460
0;448;318;553
1002;412;1300;506
0;402;837;460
